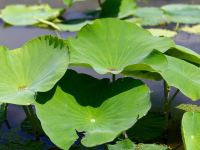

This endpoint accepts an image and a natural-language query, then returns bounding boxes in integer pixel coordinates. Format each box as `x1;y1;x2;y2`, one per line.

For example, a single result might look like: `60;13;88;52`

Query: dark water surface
0;1;200;148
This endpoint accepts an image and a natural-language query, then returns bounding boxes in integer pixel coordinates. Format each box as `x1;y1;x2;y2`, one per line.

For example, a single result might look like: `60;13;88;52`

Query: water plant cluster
1;0;200;150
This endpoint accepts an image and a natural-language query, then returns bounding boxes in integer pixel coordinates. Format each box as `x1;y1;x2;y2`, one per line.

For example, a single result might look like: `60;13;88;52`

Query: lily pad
35;70;151;149
147;29;177;37
0;4;63;26
181;24;200;35
0;36;69;105
68;18;175;74
182;112;200;150
132;7;168;26
108;139;136;150
162;4;200;24
108;139;169;150
177;104;200;113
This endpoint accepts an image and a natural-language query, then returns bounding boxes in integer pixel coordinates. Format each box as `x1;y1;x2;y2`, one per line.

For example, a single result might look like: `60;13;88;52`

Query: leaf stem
4;103;11;129
162;80;170;118
23;106;39;140
112;74;116;82
169;89;180;107
97;0;102;9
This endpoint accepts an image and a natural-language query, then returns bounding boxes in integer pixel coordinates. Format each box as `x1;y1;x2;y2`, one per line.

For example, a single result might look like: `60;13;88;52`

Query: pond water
0;0;200;149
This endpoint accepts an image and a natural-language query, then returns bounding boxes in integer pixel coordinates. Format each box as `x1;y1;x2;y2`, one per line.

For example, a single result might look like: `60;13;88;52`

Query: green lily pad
182;112;200;150
162;4;200;24
0;36;69;105
132;7;168;26
181;24;200;35
35;70;151;149
63;0;86;7
147;29;177;37
177;104;200;113
108;139;136;150
0;4;63;26
68;18;175;74
108;139;170;150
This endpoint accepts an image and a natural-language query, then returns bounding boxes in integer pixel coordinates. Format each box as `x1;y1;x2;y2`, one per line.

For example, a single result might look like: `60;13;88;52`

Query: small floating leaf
177;104;200;112
181;24;200;35
0;4;63;26
147;28;177;37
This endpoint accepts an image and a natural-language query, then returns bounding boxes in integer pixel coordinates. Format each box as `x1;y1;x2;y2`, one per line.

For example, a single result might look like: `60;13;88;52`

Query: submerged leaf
0;4;63;26
68;18;175;74
182;112;200;150
0;36;69;105
35;70;151;149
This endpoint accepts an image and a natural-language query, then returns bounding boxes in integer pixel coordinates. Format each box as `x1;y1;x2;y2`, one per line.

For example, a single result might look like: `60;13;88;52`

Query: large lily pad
123;51;200;100
35;70;151;149
182;112;200;150
0;4;63;26
0;36;69;105
162;4;200;24
68;18;175;74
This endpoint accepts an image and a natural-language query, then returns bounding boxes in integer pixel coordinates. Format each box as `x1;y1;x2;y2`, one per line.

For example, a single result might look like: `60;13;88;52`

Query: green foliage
177;104;200;112
132;7;167;26
162;4;200;24
182;112;200;150
0;4;63;26
35;70;151;149
108;139;170;150
181;24;200;35
0;36;69;105
147;29;177;37
68;18;174;74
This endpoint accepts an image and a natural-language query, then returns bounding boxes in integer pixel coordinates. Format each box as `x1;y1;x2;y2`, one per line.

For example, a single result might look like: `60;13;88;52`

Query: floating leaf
63;0;86;7
132;7;168;26
0;4;63;26
162;4;200;24
147;29;177;37
181;24;200;35
128;113;167;142
108;139;136;150
0;36;69;105
182;112;200;150
35;70;151;149
108;139;169;150
177;104;200;112
137;143;170;150
68;18;175;74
